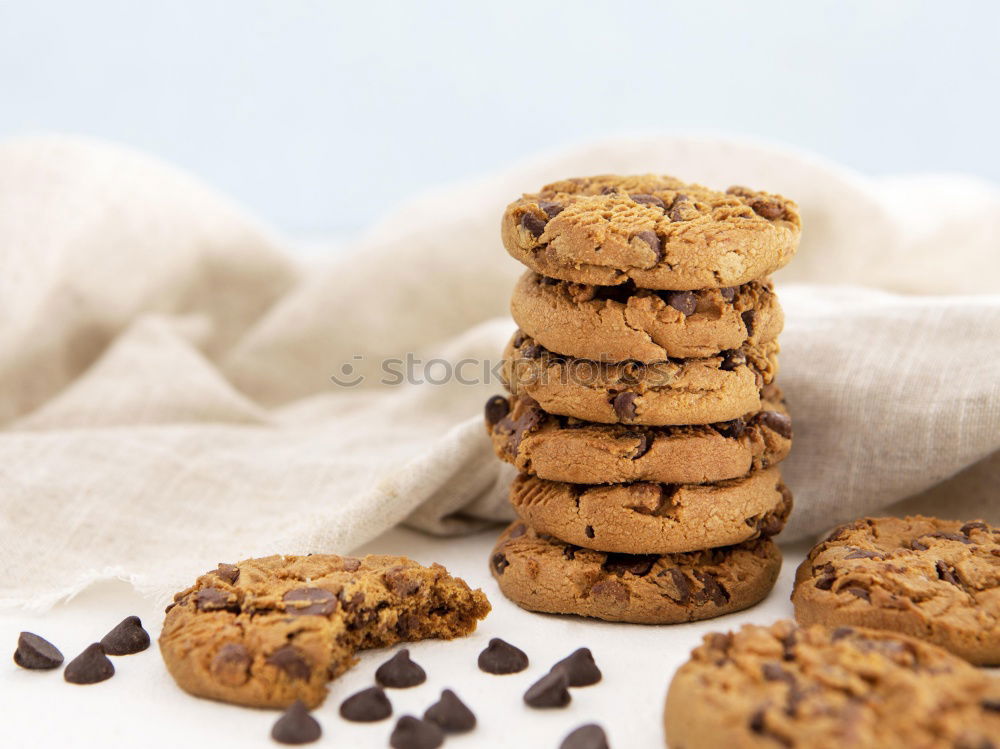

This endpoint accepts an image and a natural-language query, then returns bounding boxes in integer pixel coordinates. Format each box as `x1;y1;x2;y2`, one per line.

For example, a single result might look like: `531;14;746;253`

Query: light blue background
2;0;997;233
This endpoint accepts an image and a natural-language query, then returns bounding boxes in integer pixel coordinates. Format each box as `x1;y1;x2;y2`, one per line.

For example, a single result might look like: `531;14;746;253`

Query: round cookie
501;175;801;290
159;554;490;708
664;620;1000;749
791;516;1000;665
485;385;791;484
502;331;778;426
510;271;784;362
509;467;792;555
489;523;781;624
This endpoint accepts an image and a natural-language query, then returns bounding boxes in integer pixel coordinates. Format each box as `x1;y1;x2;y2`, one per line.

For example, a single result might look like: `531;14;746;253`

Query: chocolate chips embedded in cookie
340;686;392;722
389;715;444;749
64;643;115;684
423;689;476;733
271;700;321;745
524;669;571;708
211;643;252;686
477;637;528;674
100;615;150;655
266;645;312;681
664;290;697;316
376;649;426;688
612;392;637;422
484;395;509;427
13;632;64;670
551;648;602;687
283;588;338;617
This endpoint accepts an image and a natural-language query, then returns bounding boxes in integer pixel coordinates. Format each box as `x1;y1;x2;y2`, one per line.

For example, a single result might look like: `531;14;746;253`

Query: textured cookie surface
486;385;791;484
502;331;778;426
501;175;800;290
664;620;1000;749
510;271;783;362
159;554;490;708
792;516;1000;665
489;523;781;624
509;467;791;555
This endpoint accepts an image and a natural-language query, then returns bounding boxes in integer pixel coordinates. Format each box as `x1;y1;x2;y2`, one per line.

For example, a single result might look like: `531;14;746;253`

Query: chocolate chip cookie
792;516;1000;665
489;523;781;623
159;554;490;708
509;466;791;555
502;331;778;426
501;175;800;290
485;385;791;485
664;620;1000;749
510;271;783;362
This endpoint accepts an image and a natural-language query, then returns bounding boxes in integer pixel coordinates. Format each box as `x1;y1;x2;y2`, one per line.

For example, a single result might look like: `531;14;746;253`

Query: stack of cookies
485;175;801;624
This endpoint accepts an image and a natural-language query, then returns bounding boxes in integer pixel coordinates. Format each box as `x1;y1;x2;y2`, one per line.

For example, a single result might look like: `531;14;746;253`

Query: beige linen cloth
1;135;998;609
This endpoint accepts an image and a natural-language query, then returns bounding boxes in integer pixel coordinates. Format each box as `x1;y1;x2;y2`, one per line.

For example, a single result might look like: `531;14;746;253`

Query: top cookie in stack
487;174;800;625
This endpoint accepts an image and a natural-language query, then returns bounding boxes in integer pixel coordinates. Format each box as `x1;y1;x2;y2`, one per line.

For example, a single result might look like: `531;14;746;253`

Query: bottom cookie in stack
489;522;782;624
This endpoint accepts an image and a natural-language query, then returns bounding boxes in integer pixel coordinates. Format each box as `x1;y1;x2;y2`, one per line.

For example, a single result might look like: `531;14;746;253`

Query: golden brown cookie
791;516;1000;665
502;331;778;426
159;554;490;708
484;385;791;485
508;467;791;555
489;523;781;624
664;620;1000;749
510;271;784;362
501;175;800;290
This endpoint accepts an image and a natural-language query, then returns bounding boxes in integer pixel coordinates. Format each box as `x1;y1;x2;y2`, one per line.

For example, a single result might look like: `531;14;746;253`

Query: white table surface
2;527;812;748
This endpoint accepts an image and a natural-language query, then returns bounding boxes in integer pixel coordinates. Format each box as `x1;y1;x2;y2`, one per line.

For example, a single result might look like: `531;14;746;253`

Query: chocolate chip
384;567;422;597
283;588;338;616
341;556;361;571
550;647;602;687
13;632;64;670
749;708;767;734
668;194;696;222
759;411;792;439
741;309;756;336
390;716;444;749
627;431;652;459
666;568;692;604
214;563;240;585
780;629;798;660
611;392;637;421
340;686;392;722
423;689;476;733
603;553;657;577
376;649;426;688
520;211;547;238
339;590;365;613
509;523;527;538
512;332;526;348
211;643;251;686
762;663;795;684
749;198;785;220
539;200;564;218
271;700;321;745
693;570;730;606
633;230;661;257
484;395;509;427
99;615;150;655
521;343;543;359
266;645;311;681
845;586;871;601
910;538;929;551
719;349;746;371
560;724;609;749
64;643;114;684
665;291;697;316
926;531;973;544
720;287;737;302
491;552;509;575
589;579;629;603
524;669;571;708
831;627;855;641
936;560;963;587
477;637;528;674
982;699;1000;713
714;418;746;439
961;521;988;536
844;548;882;560
629;193;665;210
195;586;237;612
814;562;836;590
